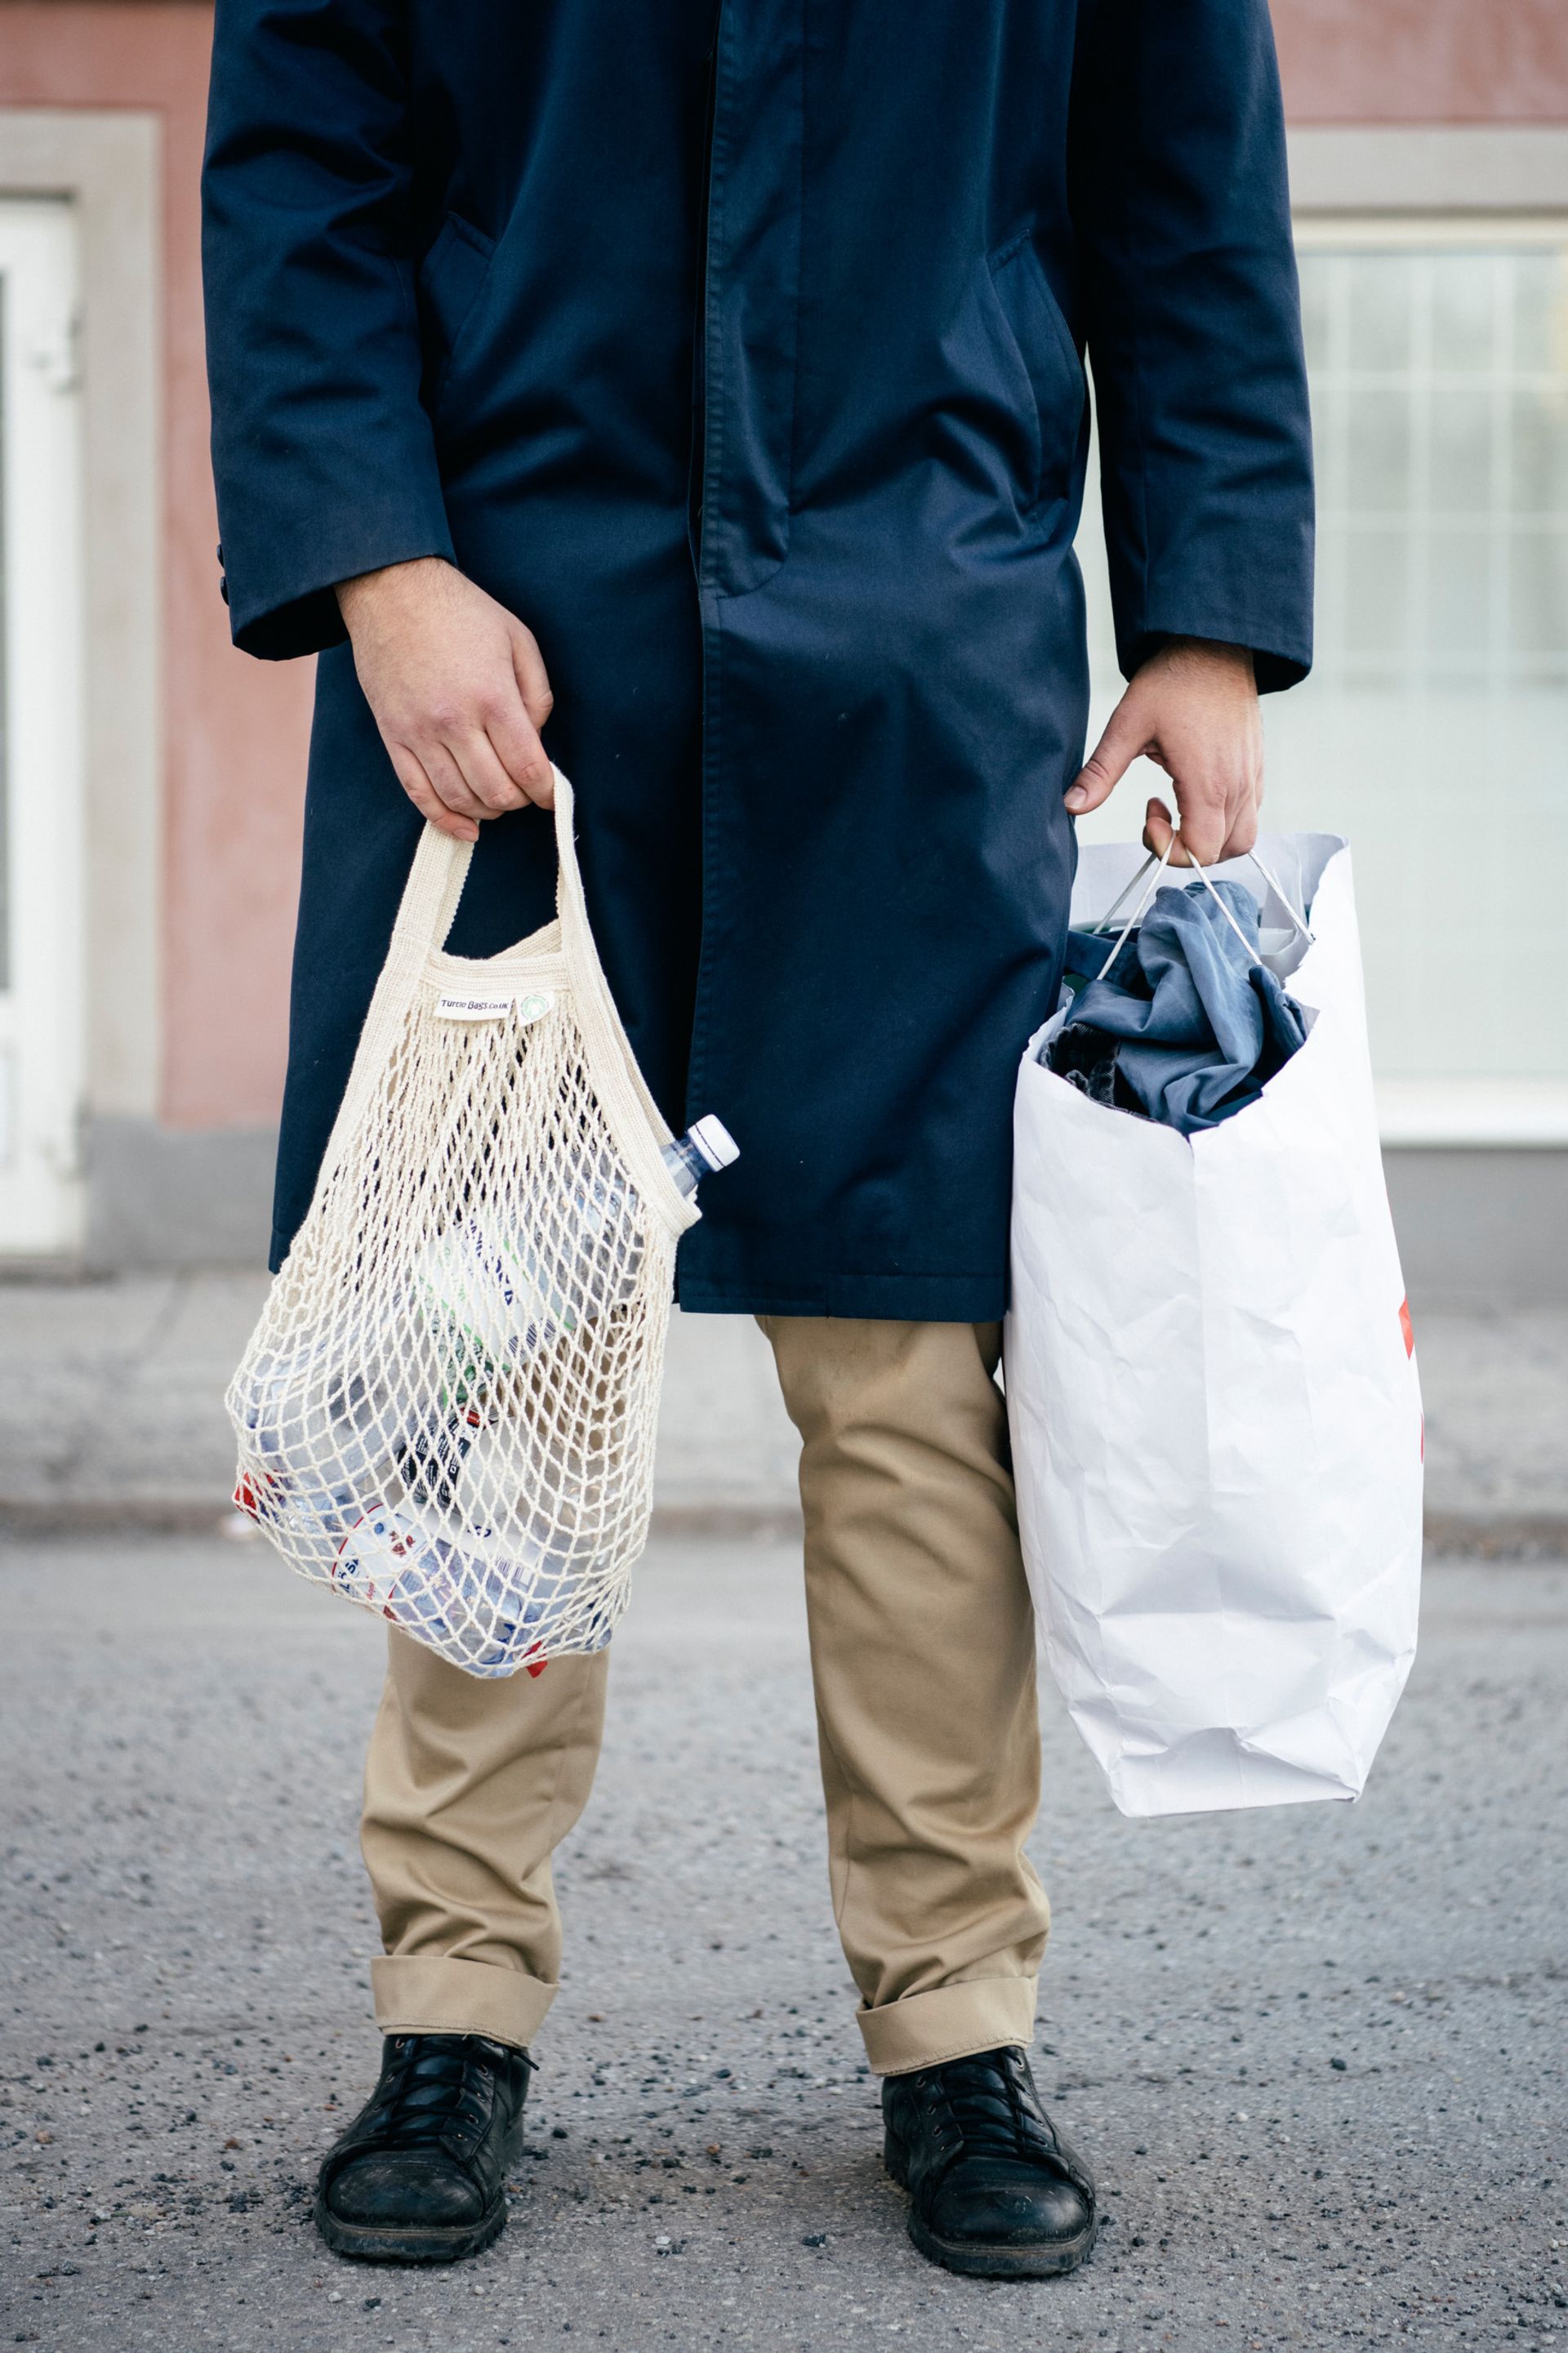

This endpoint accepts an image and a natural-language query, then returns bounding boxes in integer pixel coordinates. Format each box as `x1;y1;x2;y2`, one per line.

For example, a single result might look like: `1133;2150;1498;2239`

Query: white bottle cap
688;1114;740;1172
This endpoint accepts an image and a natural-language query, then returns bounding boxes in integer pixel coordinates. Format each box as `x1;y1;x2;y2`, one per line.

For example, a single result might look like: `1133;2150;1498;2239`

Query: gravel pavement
2;1534;1565;2352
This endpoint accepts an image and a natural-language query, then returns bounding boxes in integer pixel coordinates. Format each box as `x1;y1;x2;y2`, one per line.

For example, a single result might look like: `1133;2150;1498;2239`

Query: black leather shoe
882;2043;1097;2279
314;2033;532;2262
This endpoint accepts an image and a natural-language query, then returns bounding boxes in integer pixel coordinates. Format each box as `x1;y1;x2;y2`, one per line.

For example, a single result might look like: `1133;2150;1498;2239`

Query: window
1076;219;1568;1143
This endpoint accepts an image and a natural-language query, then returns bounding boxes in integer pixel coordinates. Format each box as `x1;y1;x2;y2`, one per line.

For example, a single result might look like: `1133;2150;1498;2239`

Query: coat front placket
688;0;807;1128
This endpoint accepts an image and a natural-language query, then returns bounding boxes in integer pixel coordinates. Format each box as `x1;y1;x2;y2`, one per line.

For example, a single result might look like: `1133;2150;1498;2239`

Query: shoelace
933;2049;1053;2164
368;2034;512;2149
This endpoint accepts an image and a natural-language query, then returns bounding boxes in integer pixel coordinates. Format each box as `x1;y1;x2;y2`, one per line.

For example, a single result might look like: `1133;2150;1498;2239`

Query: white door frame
0;195;86;1253
0;110;162;1263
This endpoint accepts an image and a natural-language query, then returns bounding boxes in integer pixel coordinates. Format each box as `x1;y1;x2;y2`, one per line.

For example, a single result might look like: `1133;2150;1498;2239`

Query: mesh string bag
226;768;699;1677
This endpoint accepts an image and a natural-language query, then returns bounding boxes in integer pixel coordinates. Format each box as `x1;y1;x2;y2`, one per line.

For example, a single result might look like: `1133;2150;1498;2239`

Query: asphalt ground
1;1534;1564;2352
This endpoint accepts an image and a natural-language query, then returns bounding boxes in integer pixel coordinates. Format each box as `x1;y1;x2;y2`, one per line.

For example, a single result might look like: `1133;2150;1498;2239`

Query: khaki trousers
362;1317;1049;2074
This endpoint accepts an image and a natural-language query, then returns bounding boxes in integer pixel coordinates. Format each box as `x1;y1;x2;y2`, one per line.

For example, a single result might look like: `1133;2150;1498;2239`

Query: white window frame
1288;128;1568;1148
1290;211;1568;1145
0;110;161;1260
0;196;86;1251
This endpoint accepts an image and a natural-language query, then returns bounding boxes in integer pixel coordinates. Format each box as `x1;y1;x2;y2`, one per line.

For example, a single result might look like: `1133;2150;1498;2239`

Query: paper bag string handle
1089;836;1174;987
1088;838;1313;985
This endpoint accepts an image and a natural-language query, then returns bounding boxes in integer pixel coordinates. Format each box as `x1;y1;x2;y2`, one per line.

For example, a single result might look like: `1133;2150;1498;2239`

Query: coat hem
675;1268;1009;1323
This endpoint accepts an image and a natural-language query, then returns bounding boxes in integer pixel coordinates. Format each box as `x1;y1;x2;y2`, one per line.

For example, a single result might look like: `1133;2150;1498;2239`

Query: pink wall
0;2;311;1133
1274;0;1568;123
2;2;1566;1135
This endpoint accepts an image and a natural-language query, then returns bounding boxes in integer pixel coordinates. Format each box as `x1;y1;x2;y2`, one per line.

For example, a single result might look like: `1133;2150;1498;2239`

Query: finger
1142;795;1182;863
1065;695;1148;815
1218;767;1264;862
390;745;478;843
483;692;555;810
447;727;532;816
1169;779;1230;867
497;625;556;807
417;739;492;828
1141;791;1225;870
509;620;555;733
1218;800;1260;861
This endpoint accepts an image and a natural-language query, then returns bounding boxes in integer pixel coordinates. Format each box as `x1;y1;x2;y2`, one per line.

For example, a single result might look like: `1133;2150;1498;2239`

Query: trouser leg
760;1316;1049;2077
360;1629;609;2052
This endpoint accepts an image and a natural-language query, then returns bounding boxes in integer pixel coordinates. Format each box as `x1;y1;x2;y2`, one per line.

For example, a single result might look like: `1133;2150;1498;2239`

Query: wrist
336;555;452;631
1156;636;1255;683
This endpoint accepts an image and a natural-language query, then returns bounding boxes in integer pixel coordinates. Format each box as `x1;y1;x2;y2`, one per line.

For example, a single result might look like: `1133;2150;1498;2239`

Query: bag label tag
436;987;555;1023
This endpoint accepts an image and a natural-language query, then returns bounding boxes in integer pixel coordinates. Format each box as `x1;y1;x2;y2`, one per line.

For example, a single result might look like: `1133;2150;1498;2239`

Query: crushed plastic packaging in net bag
227;770;715;1678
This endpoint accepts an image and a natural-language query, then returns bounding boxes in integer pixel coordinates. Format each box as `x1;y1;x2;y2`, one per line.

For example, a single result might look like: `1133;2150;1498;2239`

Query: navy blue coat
203;0;1312;1314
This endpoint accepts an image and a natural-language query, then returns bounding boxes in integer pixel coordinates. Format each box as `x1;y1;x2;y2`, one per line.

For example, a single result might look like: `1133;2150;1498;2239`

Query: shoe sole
315;2193;510;2268
884;2130;1098;2281
314;2113;525;2266
313;2188;509;2265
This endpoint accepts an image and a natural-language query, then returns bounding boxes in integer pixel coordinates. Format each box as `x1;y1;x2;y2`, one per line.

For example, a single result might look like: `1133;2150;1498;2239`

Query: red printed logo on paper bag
1398;1295;1424;1459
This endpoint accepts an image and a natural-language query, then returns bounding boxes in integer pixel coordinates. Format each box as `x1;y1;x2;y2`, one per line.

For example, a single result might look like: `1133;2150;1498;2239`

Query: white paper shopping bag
1004;834;1423;1817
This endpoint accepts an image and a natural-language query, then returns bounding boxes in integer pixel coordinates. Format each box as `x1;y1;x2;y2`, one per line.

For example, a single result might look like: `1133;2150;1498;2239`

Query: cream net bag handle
227;767;698;1678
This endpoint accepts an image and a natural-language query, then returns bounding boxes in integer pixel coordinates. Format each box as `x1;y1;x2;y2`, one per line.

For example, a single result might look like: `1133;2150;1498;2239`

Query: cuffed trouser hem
371;1954;556;2054
858;1977;1039;2077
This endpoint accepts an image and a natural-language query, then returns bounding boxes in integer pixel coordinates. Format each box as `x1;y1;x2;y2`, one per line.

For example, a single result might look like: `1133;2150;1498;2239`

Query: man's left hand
1063;638;1263;867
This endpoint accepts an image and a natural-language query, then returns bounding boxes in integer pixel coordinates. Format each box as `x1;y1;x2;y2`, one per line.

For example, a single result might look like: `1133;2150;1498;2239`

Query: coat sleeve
202;0;454;660
1069;0;1314;692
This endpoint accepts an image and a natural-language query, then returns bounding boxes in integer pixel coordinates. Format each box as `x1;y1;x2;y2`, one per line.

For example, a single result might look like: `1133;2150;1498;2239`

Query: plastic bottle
564;1116;741;1322
662;1115;741;1197
412;1116;740;1366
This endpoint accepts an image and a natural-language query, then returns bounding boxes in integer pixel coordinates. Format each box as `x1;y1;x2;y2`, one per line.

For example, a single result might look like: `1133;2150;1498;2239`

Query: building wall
1274;0;1568;123
0;2;1564;1293
0;1;311;1149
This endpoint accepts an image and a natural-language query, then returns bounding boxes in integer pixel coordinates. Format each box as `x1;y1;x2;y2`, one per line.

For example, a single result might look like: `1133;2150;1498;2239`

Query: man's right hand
336;556;556;842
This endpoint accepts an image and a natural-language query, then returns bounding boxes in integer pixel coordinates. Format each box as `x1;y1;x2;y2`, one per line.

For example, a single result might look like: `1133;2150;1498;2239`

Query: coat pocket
985;231;1085;515
417;211;498;412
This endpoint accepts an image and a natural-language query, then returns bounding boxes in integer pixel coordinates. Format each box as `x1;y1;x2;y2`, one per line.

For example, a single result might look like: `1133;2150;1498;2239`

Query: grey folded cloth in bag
1047;879;1307;1135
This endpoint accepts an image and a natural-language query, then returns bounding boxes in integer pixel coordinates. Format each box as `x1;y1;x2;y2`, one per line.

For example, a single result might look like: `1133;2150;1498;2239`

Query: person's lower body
317;1317;1094;2273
